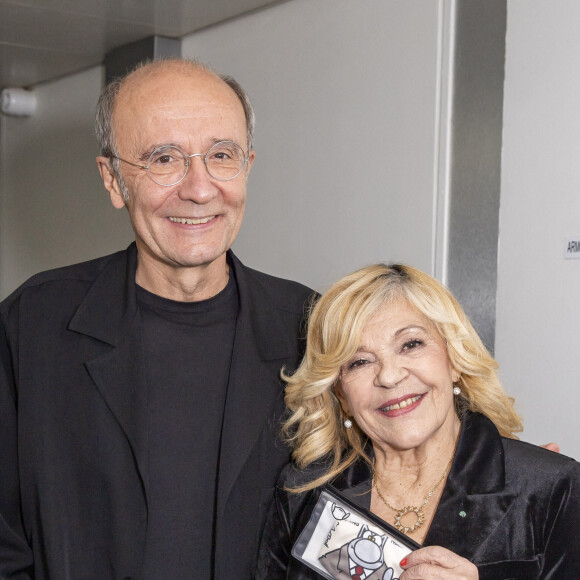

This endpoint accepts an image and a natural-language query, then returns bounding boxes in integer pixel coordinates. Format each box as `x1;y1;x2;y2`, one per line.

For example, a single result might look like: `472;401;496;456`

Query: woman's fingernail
400;557;408;567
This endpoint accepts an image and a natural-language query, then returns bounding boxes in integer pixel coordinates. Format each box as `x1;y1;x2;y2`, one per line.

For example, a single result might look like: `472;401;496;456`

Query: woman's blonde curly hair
282;263;522;492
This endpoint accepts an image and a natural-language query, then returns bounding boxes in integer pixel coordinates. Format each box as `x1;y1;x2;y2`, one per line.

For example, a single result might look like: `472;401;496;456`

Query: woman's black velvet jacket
256;412;580;579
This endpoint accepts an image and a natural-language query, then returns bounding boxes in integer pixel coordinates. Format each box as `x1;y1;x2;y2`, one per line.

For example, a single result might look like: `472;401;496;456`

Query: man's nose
177;155;218;202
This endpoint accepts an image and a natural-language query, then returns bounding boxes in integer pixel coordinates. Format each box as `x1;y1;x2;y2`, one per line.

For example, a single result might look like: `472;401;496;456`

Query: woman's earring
453;385;461;396
344;419;353;429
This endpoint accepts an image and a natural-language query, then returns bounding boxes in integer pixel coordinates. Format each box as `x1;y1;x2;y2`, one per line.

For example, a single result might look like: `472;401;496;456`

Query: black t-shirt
137;273;238;579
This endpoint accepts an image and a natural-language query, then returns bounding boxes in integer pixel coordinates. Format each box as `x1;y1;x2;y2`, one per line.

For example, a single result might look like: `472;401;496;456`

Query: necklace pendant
393;506;424;534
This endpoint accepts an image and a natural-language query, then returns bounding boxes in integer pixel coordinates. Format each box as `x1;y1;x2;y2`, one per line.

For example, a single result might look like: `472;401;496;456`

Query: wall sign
564;236;580;259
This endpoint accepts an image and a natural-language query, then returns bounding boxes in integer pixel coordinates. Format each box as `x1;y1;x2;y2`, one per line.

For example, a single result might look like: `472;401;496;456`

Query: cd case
291;485;420;580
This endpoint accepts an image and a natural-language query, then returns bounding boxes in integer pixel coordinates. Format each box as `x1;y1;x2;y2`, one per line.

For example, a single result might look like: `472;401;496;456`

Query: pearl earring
453;385;461;396
344;419;353;429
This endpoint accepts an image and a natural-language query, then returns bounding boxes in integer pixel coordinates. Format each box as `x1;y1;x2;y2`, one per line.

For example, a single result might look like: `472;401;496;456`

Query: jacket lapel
67;247;307;543
216;253;303;516
67;244;150;491
323;414;518;561
425;414;517;558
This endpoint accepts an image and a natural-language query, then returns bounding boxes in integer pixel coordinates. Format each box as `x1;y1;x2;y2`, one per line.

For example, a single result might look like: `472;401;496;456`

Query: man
0;59;314;579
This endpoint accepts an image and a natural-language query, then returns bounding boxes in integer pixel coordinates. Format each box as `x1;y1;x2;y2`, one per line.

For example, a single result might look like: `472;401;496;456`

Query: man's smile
168;216;216;225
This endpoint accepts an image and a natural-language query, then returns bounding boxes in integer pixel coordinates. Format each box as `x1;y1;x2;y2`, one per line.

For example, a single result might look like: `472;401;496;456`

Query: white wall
1;0;451;299
0;67;134;298
183;0;450;292
496;0;580;457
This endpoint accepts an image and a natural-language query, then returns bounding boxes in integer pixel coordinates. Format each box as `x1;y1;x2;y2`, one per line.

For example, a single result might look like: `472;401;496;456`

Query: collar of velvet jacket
420;412;511;554
447;412;505;494
330;413;504;496
326;412;510;554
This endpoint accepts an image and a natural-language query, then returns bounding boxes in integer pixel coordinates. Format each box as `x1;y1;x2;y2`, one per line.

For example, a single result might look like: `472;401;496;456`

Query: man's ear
245;150;256;177
96;156;126;209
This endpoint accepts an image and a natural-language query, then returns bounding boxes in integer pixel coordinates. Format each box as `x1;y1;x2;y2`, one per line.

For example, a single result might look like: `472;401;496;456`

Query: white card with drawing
292;486;420;580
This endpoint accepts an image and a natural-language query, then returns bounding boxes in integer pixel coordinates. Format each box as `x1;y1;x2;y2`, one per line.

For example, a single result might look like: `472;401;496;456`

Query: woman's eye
402;339;423;351
347;358;368;370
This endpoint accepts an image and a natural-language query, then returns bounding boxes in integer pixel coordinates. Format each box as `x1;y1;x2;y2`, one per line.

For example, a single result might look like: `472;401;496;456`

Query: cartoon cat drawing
319;524;398;580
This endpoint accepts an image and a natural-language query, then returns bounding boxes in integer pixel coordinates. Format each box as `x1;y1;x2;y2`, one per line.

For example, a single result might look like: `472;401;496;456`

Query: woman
256;263;580;579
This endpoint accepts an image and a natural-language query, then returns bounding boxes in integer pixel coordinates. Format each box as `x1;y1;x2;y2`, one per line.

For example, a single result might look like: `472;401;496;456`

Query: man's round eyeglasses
110;140;249;186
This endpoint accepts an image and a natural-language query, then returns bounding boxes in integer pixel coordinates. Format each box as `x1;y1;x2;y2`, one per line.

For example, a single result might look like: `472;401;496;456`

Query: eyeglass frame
109;140;250;187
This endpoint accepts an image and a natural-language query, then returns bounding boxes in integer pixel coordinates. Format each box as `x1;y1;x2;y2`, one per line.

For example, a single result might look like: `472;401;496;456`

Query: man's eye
210;148;239;162
152;154;176;165
149;146;183;166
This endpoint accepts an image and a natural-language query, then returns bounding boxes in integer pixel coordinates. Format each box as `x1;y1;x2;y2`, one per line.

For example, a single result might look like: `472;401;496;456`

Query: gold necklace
373;457;452;534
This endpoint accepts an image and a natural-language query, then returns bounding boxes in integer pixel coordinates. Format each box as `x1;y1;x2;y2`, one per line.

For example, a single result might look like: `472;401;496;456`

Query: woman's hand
399;546;478;579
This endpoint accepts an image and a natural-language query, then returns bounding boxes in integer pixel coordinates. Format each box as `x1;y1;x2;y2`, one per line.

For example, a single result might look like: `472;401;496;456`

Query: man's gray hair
218;73;255;151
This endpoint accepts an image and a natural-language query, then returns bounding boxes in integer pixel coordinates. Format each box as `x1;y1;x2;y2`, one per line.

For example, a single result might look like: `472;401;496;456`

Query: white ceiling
0;0;282;90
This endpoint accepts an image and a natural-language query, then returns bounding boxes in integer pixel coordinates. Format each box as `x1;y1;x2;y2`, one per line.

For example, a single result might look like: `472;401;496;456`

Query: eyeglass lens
147;141;245;185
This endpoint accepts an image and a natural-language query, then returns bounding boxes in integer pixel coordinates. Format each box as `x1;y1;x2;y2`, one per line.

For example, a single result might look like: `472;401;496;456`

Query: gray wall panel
447;0;507;353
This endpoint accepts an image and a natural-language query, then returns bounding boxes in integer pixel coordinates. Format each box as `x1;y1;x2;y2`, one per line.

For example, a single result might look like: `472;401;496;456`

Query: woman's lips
378;394;424;415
